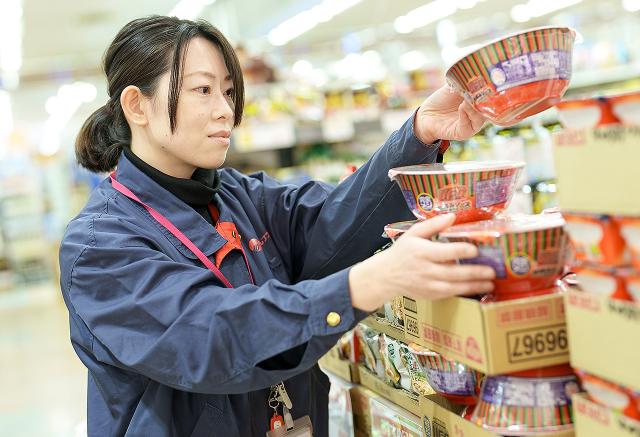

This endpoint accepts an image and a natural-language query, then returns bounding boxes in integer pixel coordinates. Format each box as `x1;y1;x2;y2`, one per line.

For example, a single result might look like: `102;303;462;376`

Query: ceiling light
292;60;313;77
393;0;479;34
510;0;583;23
169;0;216;20
0;90;13;149
623;0;640;11
268;0;364;46
0;0;23;89
40;82;97;156
400;51;428;71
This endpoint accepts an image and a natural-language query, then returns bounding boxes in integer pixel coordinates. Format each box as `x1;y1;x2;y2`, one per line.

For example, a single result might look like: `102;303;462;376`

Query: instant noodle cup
616;216;640;270
389;161;525;224
576;370;640;420
574;265;633;301
555;96;619;129
480;282;565;303
563;213;628;267
408;343;483;405
471;364;579;435
439;213;570;295
446;26;576;126
609;91;640;126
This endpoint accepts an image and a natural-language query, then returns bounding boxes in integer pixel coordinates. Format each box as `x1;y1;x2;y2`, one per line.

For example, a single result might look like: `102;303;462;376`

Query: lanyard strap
110;172;236;288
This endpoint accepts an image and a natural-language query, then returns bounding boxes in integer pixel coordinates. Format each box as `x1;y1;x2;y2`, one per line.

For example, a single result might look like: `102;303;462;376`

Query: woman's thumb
403;213;456;239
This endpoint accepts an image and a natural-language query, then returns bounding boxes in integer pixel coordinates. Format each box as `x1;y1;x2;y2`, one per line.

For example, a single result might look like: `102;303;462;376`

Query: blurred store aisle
0;283;86;437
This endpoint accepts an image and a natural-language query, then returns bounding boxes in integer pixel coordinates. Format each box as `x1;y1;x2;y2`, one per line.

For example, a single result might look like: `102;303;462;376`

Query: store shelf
361;316;406;343
569;63;640;91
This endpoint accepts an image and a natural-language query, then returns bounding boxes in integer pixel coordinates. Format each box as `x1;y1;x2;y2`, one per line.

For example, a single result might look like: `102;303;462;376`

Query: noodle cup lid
388;160;525;179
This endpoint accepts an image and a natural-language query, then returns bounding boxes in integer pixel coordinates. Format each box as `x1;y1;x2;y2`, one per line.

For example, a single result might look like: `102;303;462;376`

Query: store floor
0;282;87;437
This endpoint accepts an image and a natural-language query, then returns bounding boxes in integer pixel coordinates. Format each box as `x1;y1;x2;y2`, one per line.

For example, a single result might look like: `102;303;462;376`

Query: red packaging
446;27;576;126
438;213;569;295
563;212;628;267
388;161;525;224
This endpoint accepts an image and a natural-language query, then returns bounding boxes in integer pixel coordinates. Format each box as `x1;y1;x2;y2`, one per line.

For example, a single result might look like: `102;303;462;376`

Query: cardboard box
350;386;376;437
565;289;640;391
362;316;406;343
573;393;640;437
369;395;423;437
403;293;569;375
320;346;360;384
552;126;640;216
358;364;422;418
418;394;575;437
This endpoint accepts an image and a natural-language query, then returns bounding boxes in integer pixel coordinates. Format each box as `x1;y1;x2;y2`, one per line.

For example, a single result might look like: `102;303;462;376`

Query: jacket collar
113;151;227;259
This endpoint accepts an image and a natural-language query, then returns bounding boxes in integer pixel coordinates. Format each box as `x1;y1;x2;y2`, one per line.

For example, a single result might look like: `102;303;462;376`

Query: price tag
506;324;568;363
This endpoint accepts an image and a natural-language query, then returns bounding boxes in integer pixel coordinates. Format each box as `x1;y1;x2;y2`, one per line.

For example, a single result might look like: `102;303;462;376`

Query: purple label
401;189;417;211
490;50;571;92
509;255;532;276
475;175;515;209
481;375;578;408
461;246;507;278
426;368;477;396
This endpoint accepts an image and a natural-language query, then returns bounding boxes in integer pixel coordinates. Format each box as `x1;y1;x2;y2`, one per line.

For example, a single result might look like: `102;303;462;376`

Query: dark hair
76;15;245;173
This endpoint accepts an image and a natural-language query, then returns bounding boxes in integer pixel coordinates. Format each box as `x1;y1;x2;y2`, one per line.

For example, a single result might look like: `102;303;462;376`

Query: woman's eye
225;88;235;98
196;86;211;94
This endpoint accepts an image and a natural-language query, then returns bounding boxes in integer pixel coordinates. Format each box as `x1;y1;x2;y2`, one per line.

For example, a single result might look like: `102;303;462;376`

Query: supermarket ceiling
15;0;634;82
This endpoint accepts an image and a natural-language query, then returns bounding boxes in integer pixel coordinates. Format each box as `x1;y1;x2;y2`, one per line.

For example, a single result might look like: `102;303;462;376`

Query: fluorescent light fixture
623;0;640;11
393;0;485;34
268;0;364;46
0;0;23;89
400;50;427;71
40;82;97;156
169;0;216;20
0;91;13;151
510;0;583;23
292;60;313;76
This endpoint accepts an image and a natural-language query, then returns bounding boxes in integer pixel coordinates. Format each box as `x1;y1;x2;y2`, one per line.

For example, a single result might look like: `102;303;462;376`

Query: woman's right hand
348;214;495;312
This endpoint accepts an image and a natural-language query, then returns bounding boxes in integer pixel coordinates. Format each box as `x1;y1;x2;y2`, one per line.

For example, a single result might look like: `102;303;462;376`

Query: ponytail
75;98;130;173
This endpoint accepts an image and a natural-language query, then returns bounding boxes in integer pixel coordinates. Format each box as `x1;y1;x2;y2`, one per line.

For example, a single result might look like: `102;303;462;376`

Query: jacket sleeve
233;113;442;282
62;228;359;394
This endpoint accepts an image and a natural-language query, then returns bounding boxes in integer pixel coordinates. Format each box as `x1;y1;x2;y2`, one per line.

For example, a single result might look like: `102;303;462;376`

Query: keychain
266;382;314;437
268;386;284;431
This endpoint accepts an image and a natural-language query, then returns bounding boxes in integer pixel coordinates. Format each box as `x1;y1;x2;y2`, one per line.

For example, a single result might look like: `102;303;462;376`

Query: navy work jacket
59;115;441;436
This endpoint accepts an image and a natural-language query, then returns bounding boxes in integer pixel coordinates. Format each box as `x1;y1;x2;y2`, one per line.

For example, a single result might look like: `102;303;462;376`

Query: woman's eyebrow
184;71;232;81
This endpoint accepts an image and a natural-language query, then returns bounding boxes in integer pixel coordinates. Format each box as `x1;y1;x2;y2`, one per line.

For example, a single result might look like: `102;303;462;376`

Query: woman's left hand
413;84;487;144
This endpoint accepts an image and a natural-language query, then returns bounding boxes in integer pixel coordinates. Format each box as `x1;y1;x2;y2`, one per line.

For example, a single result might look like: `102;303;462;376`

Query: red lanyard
110;172;254;288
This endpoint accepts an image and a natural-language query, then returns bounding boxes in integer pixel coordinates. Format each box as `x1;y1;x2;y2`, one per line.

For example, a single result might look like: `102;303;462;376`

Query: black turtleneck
123;147;220;224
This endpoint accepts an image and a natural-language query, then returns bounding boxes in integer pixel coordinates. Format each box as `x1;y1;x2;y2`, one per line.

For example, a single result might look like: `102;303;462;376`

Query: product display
609;91;640;126
573;265;634;301
447;26;576;125
471;365;579;435
355;324;385;380
388;160;525;224
408;343;483;405
617;215;640;270
555;96;619;129
563;212;628;266
575;369;640;420
439;213;569;295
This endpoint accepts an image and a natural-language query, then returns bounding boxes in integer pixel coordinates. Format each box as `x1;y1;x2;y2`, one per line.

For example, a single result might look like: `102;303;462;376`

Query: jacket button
326;312;341;327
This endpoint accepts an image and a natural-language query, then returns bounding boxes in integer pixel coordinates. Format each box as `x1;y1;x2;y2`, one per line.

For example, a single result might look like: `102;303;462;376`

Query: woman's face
143;37;236;177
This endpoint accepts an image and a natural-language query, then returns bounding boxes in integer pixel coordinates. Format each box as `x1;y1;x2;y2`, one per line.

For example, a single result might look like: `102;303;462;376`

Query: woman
60;15;495;437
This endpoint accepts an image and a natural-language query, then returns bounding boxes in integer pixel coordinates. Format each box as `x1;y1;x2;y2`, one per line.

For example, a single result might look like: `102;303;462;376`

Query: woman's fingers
403;214;456;239
424;262;496;282
409;279;494;299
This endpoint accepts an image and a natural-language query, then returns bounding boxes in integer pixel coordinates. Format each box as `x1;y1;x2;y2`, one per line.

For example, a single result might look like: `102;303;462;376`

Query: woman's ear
120;85;148;127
